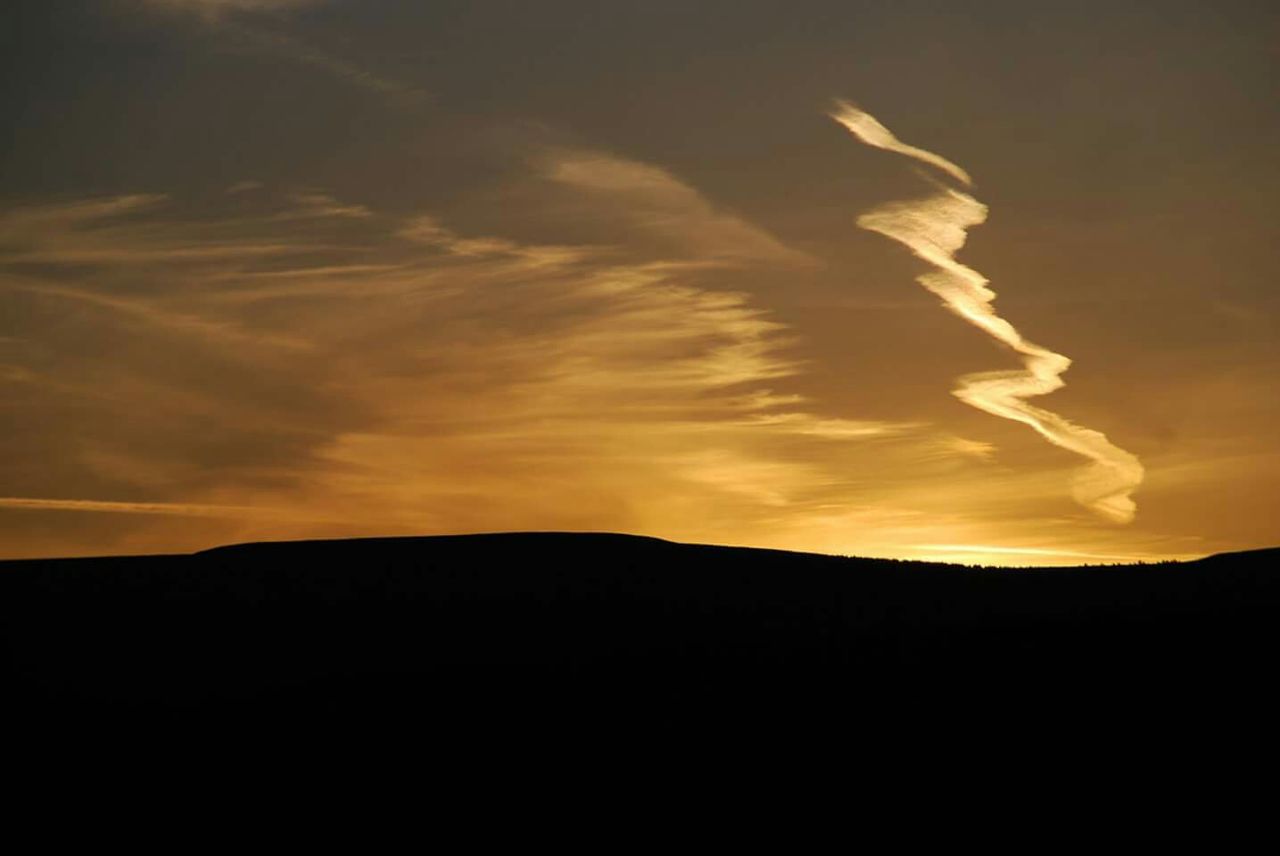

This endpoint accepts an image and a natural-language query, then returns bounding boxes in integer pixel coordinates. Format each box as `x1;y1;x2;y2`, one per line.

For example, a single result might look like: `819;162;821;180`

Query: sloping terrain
3;533;1278;743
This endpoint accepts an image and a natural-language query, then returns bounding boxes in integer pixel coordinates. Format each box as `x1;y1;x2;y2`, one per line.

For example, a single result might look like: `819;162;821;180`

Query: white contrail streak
830;101;1144;522
830;100;972;187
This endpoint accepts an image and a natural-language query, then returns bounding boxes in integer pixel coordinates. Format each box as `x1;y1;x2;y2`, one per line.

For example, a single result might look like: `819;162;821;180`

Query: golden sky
1;0;1277;564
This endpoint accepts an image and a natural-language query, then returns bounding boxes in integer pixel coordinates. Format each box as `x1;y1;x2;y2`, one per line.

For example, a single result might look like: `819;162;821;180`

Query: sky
1;0;1276;564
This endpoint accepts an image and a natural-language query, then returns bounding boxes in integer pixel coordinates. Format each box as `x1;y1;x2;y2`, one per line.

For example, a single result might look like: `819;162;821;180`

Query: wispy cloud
139;0;430;106
0;496;295;519
219;22;431;106
0;143;1189;563
545;151;814;266
0;158;941;558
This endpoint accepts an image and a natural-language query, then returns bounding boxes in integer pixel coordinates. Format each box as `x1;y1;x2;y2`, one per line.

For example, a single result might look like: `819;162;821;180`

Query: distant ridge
8;529;1271;568
3;532;1278;749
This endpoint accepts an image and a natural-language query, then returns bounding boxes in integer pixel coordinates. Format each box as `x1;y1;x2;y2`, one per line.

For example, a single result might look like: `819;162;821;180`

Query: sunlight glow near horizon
907;544;1202;567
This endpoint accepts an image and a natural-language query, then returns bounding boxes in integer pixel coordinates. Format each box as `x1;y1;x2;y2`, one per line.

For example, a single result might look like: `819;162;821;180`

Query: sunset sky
2;0;1276;564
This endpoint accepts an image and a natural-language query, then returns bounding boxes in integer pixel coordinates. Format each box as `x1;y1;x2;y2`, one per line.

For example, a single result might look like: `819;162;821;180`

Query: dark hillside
4;534;1278;746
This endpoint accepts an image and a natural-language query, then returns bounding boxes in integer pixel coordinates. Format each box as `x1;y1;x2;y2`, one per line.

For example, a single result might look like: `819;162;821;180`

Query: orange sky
1;0;1277;564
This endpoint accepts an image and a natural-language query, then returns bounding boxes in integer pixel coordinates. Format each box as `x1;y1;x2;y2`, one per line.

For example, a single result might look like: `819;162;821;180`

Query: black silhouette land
4;532;1278;749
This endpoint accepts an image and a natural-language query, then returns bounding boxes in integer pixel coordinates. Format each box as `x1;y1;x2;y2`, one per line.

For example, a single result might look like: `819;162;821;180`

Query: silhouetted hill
4;533;1279;751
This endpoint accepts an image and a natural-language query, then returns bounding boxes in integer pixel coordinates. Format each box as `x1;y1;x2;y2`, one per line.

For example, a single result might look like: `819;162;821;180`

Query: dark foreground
4;533;1279;753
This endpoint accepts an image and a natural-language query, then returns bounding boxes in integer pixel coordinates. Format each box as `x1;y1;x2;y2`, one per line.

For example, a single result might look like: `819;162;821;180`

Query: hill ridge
9;529;1275;568
3;530;1278;740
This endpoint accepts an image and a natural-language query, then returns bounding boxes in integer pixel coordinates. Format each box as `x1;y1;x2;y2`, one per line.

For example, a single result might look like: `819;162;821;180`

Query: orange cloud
0;149;1207;564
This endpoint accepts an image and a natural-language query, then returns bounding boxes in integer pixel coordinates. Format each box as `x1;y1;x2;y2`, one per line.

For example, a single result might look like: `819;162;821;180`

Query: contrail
830;100;1143;523
830;100;972;187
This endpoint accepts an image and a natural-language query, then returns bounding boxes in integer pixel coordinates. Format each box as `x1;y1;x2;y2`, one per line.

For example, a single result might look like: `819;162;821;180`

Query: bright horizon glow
908;543;1206;567
0;505;1211;567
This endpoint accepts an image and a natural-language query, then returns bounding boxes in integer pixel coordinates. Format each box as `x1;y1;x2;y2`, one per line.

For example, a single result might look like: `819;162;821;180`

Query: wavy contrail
830;100;1143;522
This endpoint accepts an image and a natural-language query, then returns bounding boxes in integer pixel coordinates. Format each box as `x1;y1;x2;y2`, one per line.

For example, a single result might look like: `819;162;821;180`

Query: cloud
0;169;928;559
138;0;429;105
935;436;997;460
832;102;1145;523
0;146;1180;563
830;100;972;186
543;151;815;266
0;496;294;519
220;24;430;105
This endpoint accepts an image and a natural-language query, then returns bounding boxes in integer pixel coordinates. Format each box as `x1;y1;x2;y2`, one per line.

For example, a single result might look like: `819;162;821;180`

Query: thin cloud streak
220;22;431;106
7;282;313;352
0;496;291;519
140;0;431;106
138;1;429;106
831;101;1145;523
